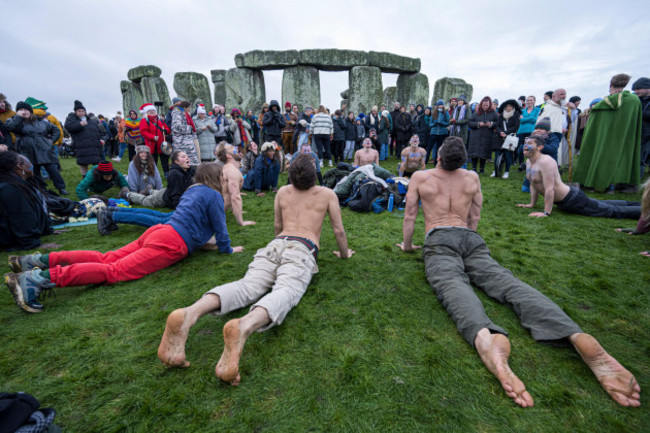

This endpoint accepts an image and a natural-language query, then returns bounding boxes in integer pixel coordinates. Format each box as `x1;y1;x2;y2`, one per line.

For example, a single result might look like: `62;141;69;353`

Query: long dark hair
132;152;156;176
0;151;41;217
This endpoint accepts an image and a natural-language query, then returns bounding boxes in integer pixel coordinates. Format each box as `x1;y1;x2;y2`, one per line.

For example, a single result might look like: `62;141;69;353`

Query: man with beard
282;102;297;155
215;143;256;226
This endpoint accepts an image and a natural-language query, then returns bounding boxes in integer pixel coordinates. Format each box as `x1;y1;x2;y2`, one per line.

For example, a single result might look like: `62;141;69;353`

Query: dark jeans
544;132;561;162
34;163;66;192
641;137;650;177
495;149;513;173
331;140;344;163
471;158;486;173
423;227;582;346
112;207;173;228
556;186;641;219
313;134;331;161
152;152;170;177
516;133;531;164
426;134;446;164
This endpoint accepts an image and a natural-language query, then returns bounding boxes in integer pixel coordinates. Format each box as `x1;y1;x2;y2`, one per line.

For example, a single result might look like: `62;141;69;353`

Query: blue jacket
517;106;541;135
428;110;450;136
253;155;280;192
167;184;232;254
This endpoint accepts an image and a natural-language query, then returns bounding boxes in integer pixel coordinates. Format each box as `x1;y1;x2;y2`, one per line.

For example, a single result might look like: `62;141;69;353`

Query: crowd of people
0;71;648;409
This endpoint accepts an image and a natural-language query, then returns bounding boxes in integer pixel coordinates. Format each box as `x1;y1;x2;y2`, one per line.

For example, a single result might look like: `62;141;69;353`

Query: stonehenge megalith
348;66;383;115
432;77;474;105
173;72;213;112
282;66;320;113
225;67;266;115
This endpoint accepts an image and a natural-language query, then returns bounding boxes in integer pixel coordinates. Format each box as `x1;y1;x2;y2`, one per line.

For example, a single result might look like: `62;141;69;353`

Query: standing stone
210;70;226;106
140;77;171;111
383;87;397;108
348;66;383;115
432;77;474;106
396;72;429;107
340;99;348;111
121;80;143;117
225;67;265;114
127;65;162;82
174;72;213;112
282;66;320;113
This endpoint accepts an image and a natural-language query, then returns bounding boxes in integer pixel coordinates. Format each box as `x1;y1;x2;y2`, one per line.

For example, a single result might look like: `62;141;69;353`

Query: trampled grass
0;155;648;432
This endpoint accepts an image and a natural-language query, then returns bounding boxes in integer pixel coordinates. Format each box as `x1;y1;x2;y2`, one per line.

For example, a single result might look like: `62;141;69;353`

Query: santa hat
197;104;206;114
140;103;156;114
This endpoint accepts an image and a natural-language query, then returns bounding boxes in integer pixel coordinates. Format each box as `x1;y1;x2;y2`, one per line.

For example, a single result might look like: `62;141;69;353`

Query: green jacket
76;166;129;200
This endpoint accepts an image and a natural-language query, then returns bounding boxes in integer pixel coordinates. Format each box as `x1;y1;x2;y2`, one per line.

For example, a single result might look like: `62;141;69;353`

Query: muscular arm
467;176;483;231
401;173;420;250
539;160;556;214
373;151;379;165
226;173;245;225
327;191;350;258
273;190;283;235
419;150;426;170
354;151;361;167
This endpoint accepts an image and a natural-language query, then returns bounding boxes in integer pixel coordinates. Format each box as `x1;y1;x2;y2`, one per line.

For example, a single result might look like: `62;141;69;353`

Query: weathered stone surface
121;80;143;117
140;77;171;111
369;51;420;73
340;99;348;111
383;86;397;108
396;73;429;107
210;70;226;106
348;66;383;116
225;67;266;114
432;77;473;106
282;66;320;113
127;65;162;82
234;50;300;70
174;72;213;112
299;49;368;71
340;89;349;99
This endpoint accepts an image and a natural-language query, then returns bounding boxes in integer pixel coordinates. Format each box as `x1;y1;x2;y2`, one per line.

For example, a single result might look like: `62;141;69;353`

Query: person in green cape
573;74;642;192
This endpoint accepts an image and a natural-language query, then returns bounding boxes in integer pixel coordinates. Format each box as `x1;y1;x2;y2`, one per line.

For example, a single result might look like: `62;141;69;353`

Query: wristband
543;211;550;216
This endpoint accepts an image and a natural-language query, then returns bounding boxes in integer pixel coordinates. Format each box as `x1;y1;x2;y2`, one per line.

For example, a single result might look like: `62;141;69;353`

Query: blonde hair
317;105;326;113
194;162;223;192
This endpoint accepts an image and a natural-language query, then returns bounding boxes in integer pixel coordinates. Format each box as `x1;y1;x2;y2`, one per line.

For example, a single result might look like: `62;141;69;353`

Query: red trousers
49;224;188;287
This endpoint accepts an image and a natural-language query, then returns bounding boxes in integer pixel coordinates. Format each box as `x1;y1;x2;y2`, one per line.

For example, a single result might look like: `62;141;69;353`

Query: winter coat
0;120;9;146
162;163;193;209
638;95;650;140
413;112;430;144
428;110;451;136
139;114;171;155
241;150;258;175
494;114;521;151
344;117;357;140
193;115;218;160
517;106;541;135
229;118;252;146
449;105;470;144
0;108;16;145
390;109;401;137
395;112;413;141
378;117;391;144
467;111;498;159
0;178;51;251
364;113;381;134
263;102;287;139
127;160;164;193
5;115;60;165
253;154;280;192
332;116;346;141
356;124;366;141
282;111;298;133
213;113;230;138
33;110;63;146
75;166;129;200
311;112;333;136
171;108;199;166
64;113;104;165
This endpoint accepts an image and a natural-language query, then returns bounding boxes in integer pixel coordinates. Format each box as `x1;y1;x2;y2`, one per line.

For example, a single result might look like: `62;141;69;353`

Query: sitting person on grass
615;178;650;256
127;150;193;209
157;154;354;385
353;138;379;167
215;142;256;226
5;162;243;314
398;135;426;178
398;136;640;408
75;160;129;200
516;135;641;219
243;141;280;197
127;145;163;195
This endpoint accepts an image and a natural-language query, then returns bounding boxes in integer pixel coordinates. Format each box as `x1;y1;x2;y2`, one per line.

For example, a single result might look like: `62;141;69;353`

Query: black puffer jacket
467;111;498;159
64;113;104;165
332;116;346;141
395;112;413;141
344;117;356;140
262;100;286;139
163;163;193;209
5;115;60;165
0;177;51;251
493;114;521;151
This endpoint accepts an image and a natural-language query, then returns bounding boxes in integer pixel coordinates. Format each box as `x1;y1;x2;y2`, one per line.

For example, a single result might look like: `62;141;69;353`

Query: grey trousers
422;227;582;347
129;188;166;208
206;238;319;332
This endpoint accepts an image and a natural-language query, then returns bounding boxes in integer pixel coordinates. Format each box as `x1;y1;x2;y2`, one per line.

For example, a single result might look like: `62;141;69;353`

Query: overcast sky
2;0;648;120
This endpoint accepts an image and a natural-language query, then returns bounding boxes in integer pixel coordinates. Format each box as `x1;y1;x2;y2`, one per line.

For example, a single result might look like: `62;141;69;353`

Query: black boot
96;208;118;236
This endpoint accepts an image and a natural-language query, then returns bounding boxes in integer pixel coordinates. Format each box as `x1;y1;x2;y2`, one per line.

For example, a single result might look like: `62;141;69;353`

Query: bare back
412;168;482;232
221;163;243;211
275;185;343;248
526;154;570;202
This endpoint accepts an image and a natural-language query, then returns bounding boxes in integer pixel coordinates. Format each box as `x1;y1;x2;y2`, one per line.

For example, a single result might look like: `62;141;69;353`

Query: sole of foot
215;319;244;386
572;333;641;407
8;256;23;273
158;309;191;368
477;333;534;408
4;273;41;314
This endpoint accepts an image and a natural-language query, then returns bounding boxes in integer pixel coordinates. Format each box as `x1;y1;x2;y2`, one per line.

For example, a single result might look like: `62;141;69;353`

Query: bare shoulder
410;169;429;184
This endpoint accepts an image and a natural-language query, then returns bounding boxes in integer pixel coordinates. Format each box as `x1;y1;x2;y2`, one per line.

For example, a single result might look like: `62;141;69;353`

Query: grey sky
1;0;648;120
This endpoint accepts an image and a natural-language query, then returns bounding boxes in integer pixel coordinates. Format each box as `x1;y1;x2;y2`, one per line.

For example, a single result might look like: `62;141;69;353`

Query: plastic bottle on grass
388;193;394;212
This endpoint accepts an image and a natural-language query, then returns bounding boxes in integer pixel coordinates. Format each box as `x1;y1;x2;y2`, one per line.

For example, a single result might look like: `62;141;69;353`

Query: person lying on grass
5;162;243;313
516;135;641;219
158;154;354;385
615;178;650;257
398;136;641;408
75;160;129;201
215;142;256;226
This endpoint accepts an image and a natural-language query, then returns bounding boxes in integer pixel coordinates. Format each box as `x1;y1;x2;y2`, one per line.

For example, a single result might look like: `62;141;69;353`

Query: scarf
125;118;140;137
179;108;196;133
452;105;467;134
139;158;149;184
237;119;249;147
503;109;515;120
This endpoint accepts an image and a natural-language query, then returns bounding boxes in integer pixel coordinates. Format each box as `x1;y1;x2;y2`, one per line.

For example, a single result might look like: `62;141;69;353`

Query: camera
154;101;164;107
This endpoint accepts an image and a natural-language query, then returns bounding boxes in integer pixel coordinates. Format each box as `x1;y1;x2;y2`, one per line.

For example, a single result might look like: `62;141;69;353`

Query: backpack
348;179;385;212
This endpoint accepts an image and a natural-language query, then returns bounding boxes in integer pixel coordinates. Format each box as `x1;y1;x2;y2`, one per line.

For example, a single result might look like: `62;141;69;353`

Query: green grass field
1;155;648;432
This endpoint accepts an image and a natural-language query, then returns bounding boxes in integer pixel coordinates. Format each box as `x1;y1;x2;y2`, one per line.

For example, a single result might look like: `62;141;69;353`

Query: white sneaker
490;171;496;177
502;172;509;179
328;160;333;167
112;157;121;162
319;160;323;168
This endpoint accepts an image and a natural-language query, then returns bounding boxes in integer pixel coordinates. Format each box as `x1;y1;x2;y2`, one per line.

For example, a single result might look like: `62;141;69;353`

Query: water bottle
388;193;394;212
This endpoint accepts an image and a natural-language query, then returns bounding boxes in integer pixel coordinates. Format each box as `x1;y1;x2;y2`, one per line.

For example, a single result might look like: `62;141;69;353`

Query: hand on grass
232;246;245;253
396;242;421;252
615;228;634;234
241;221;256;226
256;192;265;197
528;212;548;218
516;203;533;208
333;249;355;259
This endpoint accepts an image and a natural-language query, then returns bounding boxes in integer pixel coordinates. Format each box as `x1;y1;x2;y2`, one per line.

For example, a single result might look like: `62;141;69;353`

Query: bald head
552;89;566;103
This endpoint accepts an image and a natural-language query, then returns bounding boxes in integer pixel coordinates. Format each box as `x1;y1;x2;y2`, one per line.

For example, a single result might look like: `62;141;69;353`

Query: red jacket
139;114;170;154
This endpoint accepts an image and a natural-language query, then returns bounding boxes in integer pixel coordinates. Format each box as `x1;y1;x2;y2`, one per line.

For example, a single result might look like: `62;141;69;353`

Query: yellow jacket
33;109;63;146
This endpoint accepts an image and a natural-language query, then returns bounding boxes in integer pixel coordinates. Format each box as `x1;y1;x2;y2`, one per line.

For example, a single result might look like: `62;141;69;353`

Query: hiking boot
5;271;53;313
8;253;44;273
96;208;118;236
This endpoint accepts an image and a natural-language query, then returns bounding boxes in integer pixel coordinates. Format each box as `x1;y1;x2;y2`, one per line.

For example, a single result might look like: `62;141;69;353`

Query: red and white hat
140;103;156;114
197;103;206;114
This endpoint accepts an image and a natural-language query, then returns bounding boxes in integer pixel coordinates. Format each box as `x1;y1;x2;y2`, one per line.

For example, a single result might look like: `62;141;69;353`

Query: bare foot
158;309;191;368
571;333;641;407
215;319;245;386
475;332;535;408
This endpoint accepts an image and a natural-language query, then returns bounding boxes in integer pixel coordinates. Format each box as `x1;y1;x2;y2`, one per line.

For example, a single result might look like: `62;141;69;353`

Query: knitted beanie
436;99;445;106
15;101;33;113
285;101;292;109
74;100;85;111
535;117;551;132
97;161;114;173
632;77;650;90
135;145;150;154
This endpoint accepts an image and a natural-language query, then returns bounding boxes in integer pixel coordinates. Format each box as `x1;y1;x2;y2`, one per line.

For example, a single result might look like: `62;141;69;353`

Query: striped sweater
311;113;333;135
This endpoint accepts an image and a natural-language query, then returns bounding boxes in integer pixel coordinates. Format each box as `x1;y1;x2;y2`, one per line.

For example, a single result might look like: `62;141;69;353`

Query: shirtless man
354;137;379;167
398;136;640;408
399;135;426;177
215;143;256;226
158;154;354;385
517;136;641;219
